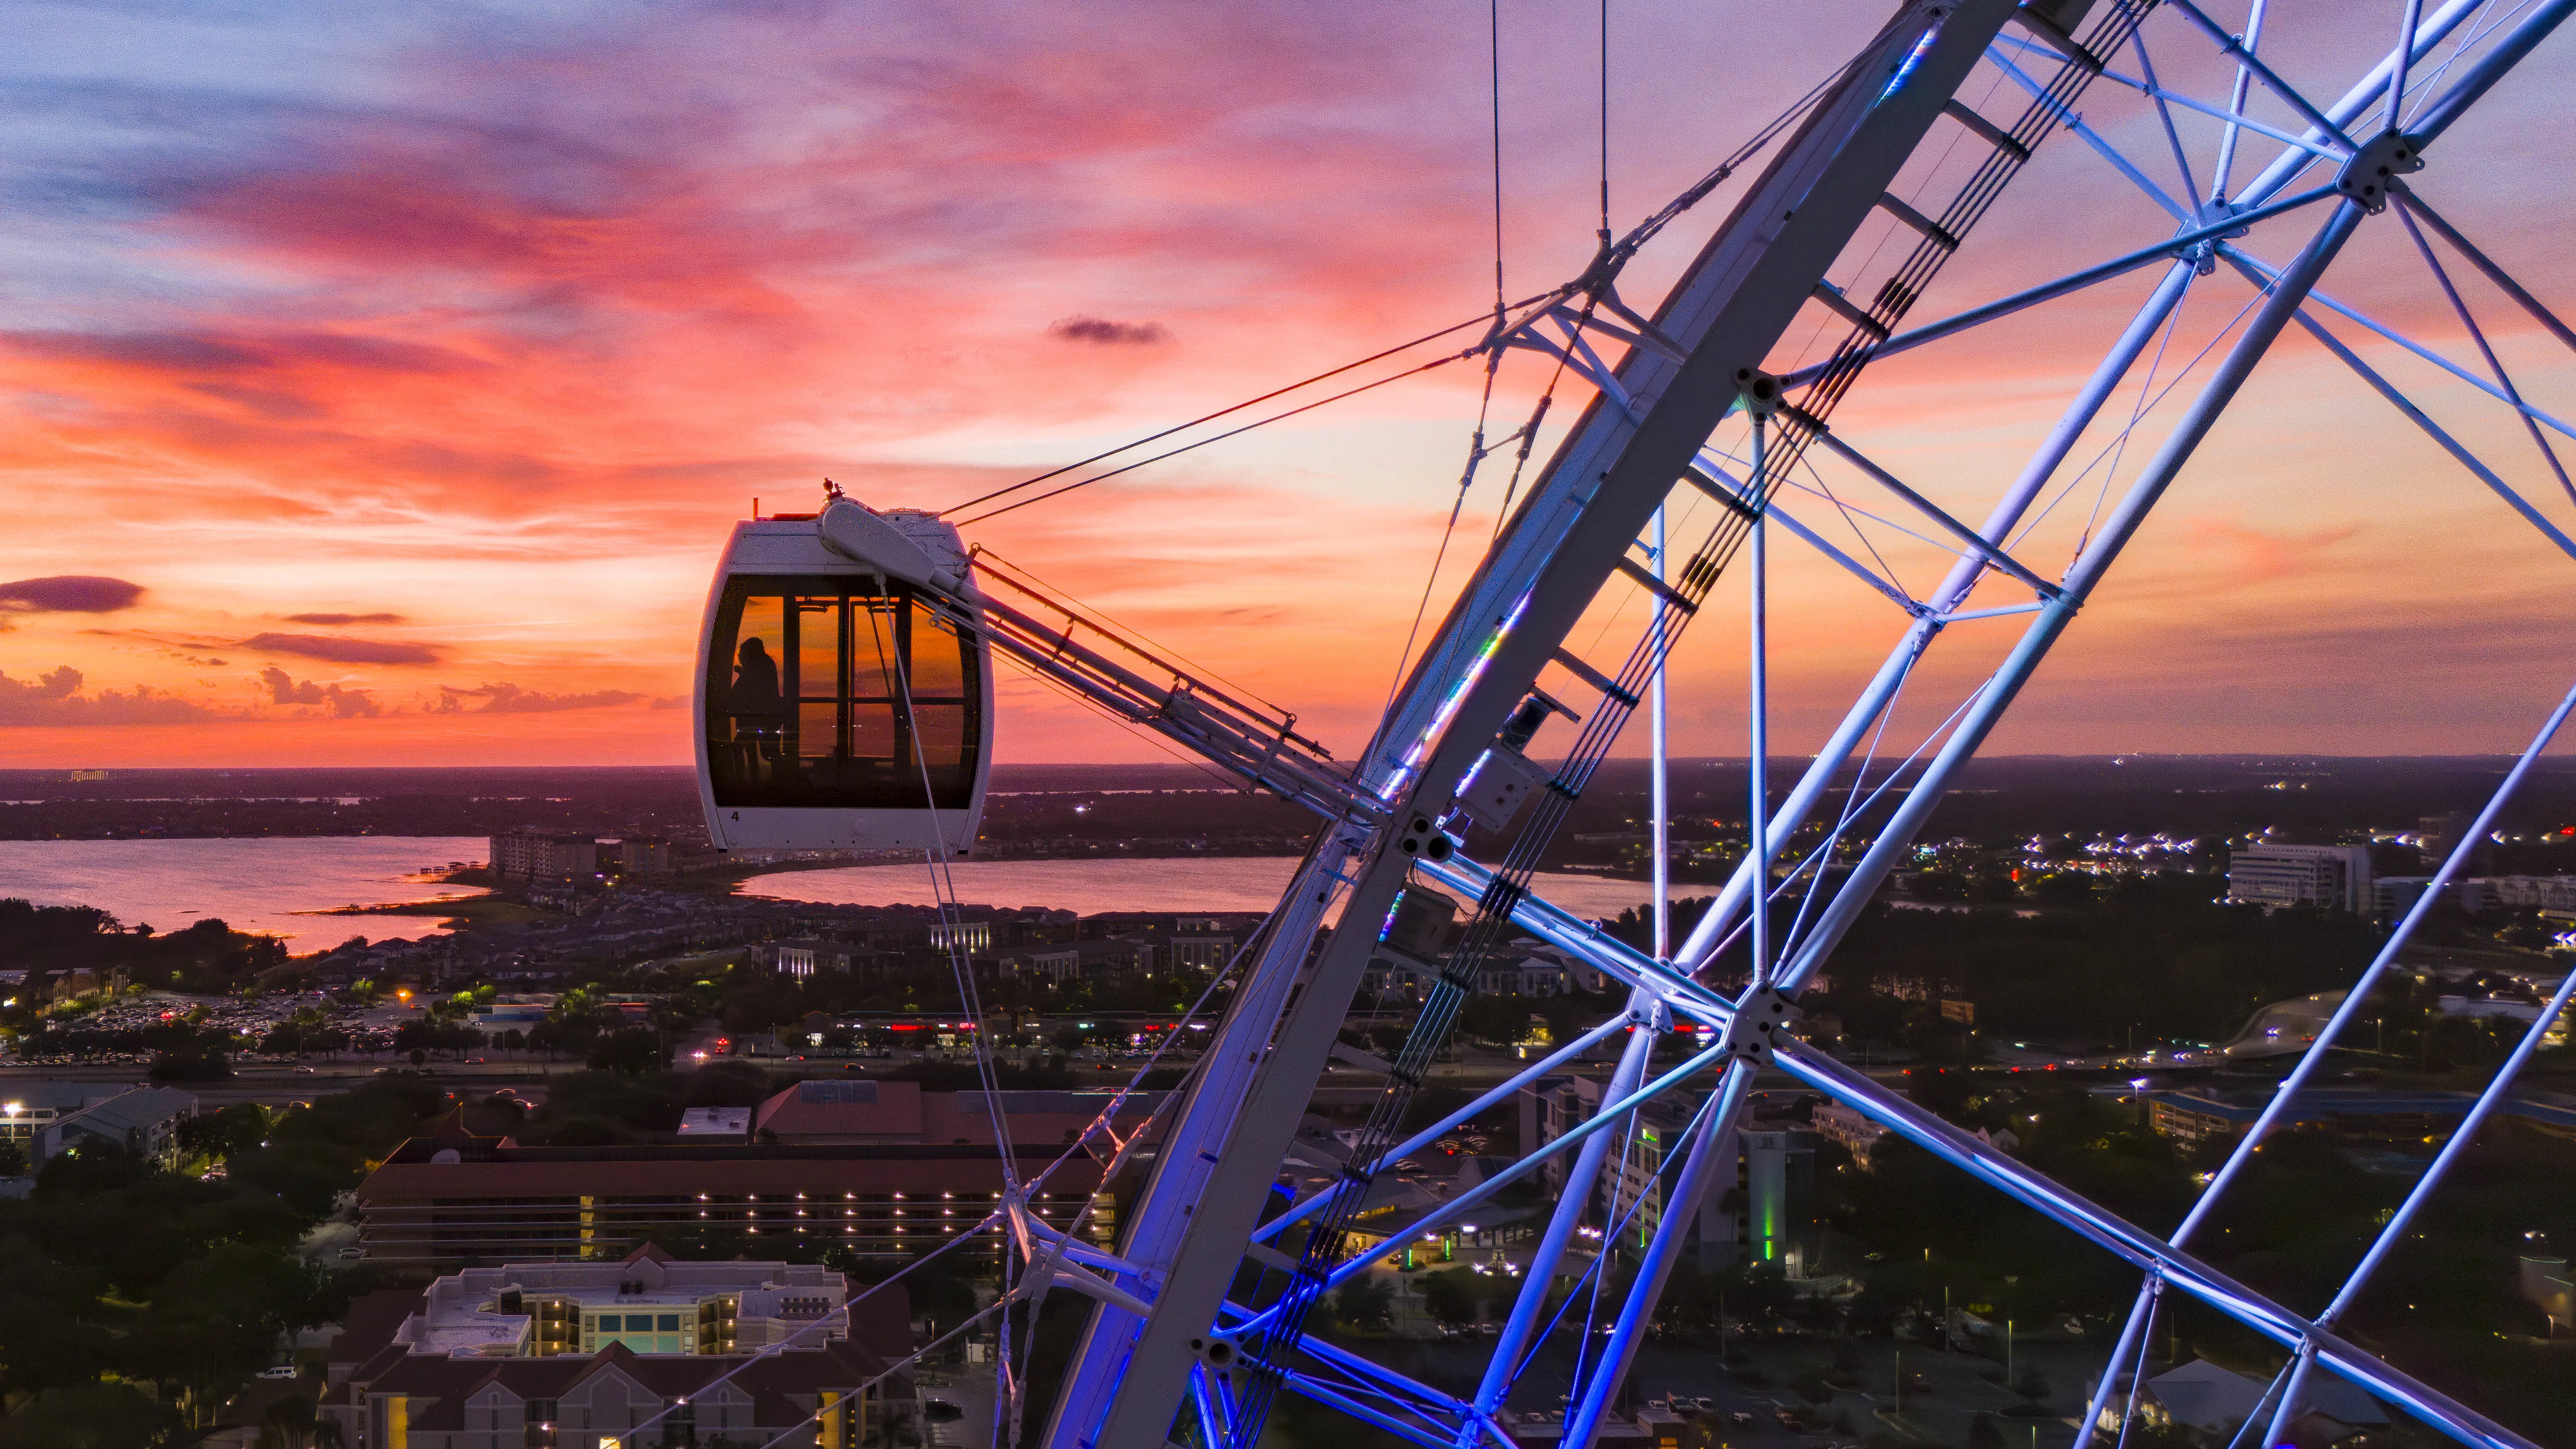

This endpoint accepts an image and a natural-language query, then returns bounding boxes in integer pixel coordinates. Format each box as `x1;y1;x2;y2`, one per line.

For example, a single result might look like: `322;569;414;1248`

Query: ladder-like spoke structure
891;4;2576;1446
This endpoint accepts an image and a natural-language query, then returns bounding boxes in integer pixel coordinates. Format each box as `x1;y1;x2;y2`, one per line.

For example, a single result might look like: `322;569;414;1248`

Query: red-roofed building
357;1130;1124;1267
747;1081;1169;1148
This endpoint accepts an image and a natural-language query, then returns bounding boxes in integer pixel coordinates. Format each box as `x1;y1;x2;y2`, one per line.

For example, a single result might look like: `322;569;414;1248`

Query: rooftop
401;1244;846;1358
359;1134;1109;1205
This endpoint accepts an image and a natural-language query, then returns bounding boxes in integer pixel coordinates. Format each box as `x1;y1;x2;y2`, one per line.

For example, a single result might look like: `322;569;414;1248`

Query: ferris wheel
685;2;2576;1446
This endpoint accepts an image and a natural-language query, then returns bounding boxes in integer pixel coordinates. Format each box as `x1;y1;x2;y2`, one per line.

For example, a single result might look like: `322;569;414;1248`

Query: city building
770;937;873;979
614;835;672;877
41;966;129;1005
1;1082;127;1149
2373;876;2492;916
1072;910;1264;947
1810;1100;1890;1166
376;1244;853;1358
466;995;554;1035
926;919;992;953
1371;935;1595;1002
2481;874;2576;911
750;1081;1166;1148
2087;1359;2387;1445
998;938;1153;983
1603;1099;1691;1248
489;830;601;882
2225;843;2372;912
356;1118;1124;1267
1167;933;1236;972
1518;1077;1816;1273
677;1107;749;1139
322;1244;914;1449
1708;1125;1820;1274
0;1082;197;1172
1473;948;1574;998
2146;1086;2576;1145
1518;1074;1603;1197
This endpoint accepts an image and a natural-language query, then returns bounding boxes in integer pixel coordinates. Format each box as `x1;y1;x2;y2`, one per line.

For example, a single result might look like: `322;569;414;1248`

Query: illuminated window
706;578;980;809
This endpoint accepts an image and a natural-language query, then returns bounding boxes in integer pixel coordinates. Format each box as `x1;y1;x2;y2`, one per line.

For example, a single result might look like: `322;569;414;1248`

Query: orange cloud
0;2;2568;768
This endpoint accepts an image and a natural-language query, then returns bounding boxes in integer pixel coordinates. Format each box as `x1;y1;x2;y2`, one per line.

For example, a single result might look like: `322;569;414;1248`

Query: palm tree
255;1393;323;1449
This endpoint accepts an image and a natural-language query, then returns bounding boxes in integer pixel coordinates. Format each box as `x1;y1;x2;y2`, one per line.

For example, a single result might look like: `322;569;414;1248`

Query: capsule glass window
706;575;980;810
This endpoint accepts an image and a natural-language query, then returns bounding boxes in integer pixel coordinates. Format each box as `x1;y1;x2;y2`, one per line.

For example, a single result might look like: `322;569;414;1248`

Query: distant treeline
7;759;2576;854
0;900;292;997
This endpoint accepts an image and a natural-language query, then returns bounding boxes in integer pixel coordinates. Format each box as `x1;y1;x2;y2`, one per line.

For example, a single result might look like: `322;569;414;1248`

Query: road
0;1057;563;1109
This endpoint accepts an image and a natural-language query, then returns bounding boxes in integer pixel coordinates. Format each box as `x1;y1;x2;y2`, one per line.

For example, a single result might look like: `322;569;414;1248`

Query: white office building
2226;844;2372;913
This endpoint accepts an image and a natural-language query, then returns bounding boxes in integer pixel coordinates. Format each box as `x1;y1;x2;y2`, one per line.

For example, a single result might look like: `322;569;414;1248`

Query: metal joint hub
1721;986;1803;1063
2335;129;2425;212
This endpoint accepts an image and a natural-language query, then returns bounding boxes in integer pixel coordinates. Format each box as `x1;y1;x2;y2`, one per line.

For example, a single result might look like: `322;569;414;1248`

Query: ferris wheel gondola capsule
694;493;992;854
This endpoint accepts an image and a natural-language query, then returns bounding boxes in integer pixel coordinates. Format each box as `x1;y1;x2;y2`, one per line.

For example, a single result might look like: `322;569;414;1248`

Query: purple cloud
0;665;214;726
433;682;644;714
239;632;441;665
0;576;146;613
4;329;482;376
257;665;382;718
1049;316;1170;345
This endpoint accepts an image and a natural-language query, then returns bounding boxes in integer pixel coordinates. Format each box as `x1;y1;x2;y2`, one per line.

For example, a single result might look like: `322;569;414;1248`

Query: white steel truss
917;4;2576;1448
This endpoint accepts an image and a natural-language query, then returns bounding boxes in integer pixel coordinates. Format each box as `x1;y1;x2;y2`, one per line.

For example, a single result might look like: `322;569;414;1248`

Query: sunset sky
4;0;2571;769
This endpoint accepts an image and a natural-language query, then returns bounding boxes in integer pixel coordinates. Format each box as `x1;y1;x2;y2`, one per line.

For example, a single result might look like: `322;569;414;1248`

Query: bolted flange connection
1393;812;1455;862
1721;985;1803;1064
2335;130;2423;213
1190;1334;1241;1369
1736;368;1784;416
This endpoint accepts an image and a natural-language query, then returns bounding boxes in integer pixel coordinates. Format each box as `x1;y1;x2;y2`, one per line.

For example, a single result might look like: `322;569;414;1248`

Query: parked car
257;1366;299;1381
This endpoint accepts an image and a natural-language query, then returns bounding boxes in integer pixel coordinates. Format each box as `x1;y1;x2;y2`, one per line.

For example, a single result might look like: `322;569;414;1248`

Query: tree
150;1050;232;1083
588;1027;669;1075
256;1393;325;1449
1456;993;1534;1045
0;1137;24;1177
527;1018;594;1060
0;1382;183;1448
1333;1275;1395;1332
1416;1267;1487;1328
175;1103;268;1165
686;1059;774;1106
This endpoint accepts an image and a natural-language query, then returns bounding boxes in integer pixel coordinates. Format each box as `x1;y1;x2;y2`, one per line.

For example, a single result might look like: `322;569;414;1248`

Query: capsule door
696;545;989;853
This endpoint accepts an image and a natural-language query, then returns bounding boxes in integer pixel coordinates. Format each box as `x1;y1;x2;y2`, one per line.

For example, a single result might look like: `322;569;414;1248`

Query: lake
742;855;1695;922
0;840;1694;947
0;836;490;943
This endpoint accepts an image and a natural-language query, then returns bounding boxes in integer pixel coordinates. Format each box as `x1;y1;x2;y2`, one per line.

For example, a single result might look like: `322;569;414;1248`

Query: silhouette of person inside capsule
731;637;784;774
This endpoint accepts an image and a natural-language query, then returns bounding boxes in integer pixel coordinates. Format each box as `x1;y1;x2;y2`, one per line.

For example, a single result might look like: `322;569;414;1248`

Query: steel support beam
1767;1045;2539;1449
1774;198;2369;994
1043;7;2026;1442
1558;1062;1754;1447
1673;255;2204;975
1465;1014;1657;1441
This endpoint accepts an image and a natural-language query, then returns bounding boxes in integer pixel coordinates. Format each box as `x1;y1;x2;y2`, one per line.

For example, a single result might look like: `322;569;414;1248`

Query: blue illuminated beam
1248;1010;1637;1245
1228;1039;1736;1337
1767;1044;2541;1449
